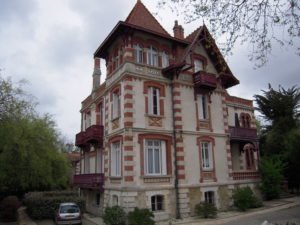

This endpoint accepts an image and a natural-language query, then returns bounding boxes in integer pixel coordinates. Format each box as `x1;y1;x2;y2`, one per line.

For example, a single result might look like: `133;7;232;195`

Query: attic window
194;59;203;72
147;46;158;66
134;44;143;64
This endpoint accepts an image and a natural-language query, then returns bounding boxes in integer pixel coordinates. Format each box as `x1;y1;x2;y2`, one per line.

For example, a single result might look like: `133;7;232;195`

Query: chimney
173;20;184;39
92;57;101;92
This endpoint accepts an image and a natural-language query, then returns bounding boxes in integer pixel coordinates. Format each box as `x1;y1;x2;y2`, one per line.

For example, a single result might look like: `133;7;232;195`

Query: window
147;46;158;66
145;140;166;175
151;195;164;211
85;111;91;129
112;92;120;119
148;87;160;115
161;52;169;67
111;141;121;176
112;195;118;206
96;193;100;206
201;142;213;170
194;59;203;72
197;94;208;120
204;191;215;204
244;143;255;170
99;102;104;125
134;44;143;63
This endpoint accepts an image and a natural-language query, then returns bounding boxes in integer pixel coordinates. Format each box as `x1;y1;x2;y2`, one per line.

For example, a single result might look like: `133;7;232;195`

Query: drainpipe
170;72;181;219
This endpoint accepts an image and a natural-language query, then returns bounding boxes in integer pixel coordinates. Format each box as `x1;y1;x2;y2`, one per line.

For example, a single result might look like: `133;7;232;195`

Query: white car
54;202;82;225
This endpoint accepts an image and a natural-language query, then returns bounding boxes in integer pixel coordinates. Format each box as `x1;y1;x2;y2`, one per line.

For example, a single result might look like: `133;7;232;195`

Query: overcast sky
0;0;299;143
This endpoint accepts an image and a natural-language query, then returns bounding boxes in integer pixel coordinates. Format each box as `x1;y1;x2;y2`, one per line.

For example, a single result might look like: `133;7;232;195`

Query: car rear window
60;205;80;213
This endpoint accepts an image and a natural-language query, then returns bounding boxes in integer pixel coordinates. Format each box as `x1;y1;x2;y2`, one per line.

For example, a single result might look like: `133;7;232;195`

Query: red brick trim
138;134;172;176
143;81;166;96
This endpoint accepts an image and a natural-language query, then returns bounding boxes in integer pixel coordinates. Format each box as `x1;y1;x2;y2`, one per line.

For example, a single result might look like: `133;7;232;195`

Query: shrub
195;202;217;218
128;208;155;225
23;191;85;220
0;196;20;222
259;157;285;200
232;186;261;211
103;206;126;225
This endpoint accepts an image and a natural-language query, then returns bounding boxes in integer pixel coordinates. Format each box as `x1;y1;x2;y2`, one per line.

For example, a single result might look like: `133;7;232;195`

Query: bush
23;191;85;220
103;206;126;225
232;186;261;211
128;208;155;225
259;157;285;200
0;196;20;222
195;202;217;218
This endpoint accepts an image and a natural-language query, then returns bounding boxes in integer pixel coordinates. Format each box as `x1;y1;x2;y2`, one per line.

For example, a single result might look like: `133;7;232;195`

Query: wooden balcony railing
75;125;104;147
232;171;260;180
229;126;258;141
193;71;217;90
73;173;104;190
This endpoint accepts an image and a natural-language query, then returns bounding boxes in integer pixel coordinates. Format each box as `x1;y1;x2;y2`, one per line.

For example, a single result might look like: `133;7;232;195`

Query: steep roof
125;0;170;37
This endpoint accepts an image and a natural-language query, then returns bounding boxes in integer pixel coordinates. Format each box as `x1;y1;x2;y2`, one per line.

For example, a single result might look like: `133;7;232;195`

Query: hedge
24;191;85;220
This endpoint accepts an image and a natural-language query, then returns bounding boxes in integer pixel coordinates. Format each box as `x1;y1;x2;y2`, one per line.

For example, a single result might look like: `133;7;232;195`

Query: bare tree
157;0;300;67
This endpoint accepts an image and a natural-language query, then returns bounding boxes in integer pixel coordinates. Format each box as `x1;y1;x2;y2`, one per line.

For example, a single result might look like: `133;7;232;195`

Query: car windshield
59;205;79;214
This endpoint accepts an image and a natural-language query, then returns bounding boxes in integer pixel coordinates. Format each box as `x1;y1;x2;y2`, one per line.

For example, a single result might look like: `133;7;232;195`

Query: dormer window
194;59;203;72
133;44;143;64
161;52;169;67
147;46;158;66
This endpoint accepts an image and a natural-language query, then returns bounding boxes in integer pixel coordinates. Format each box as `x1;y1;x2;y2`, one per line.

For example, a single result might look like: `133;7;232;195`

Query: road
37;217;97;225
221;206;300;225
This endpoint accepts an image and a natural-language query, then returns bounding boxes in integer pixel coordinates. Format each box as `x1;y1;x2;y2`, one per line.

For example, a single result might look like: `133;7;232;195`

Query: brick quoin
124;156;133;161
176;156;184;161
124;93;133;99
124;85;133;91
124;103;133;108
125;176;134;182
124;146;133;151
124;136;133;141
125;165;134;171
178;174;186;180
177;165;185;170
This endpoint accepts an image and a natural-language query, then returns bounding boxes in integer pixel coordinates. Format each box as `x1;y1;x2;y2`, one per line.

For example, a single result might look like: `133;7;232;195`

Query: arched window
243;143;255;170
147;46;158;66
151;195;164;211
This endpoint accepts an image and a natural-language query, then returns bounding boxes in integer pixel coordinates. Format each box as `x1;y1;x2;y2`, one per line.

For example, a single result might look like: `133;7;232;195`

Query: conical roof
125;0;170;36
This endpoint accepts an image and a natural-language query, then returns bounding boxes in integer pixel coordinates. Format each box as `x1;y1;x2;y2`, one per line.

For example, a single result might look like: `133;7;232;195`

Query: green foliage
103;206;126;225
128;208;155;225
232;187;261;211
0;76;70;194
23;191;85;220
0;196;20;222
255;85;300;192
259;157;285;200
195;202;217;218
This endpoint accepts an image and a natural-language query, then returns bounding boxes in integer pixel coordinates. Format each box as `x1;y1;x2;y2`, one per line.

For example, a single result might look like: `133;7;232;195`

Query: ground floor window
96;193;100;206
151;195;164;211
204;191;215;204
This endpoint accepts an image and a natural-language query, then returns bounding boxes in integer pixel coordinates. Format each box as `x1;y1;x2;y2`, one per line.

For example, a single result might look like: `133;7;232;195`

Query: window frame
110;141;121;177
151;195;164;212
111;91;120;120
133;44;143;64
197;94;209;120
201;141;213;170
148;87;160;116
161;51;169;67
147;46;158;66
144;139;167;176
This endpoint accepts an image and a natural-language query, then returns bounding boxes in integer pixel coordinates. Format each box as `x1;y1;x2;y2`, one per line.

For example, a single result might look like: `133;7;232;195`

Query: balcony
73;173;104;190
75;132;86;147
229;126;258;141
75;125;104;147
232;171;260;180
193;71;217;90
